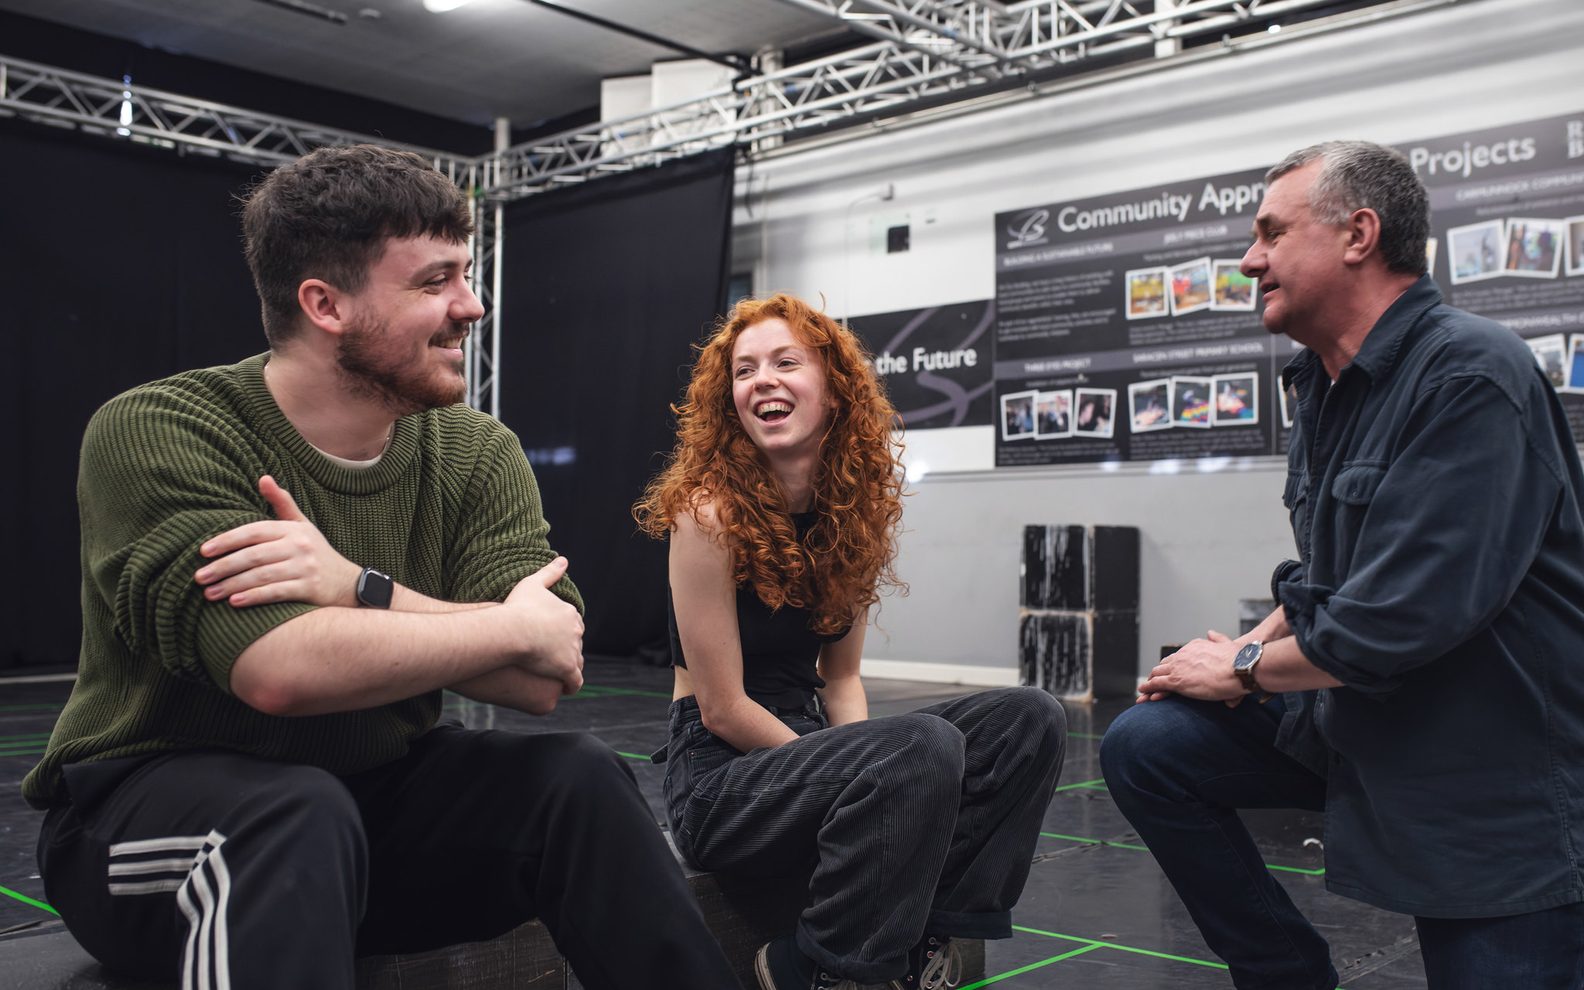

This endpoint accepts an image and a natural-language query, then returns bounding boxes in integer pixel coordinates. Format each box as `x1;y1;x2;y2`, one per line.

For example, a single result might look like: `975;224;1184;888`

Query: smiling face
1241;161;1350;343
730;317;834;462
334;234;483;413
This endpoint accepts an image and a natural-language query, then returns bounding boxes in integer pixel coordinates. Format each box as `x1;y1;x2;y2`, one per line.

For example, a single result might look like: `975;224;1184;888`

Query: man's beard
336;313;468;414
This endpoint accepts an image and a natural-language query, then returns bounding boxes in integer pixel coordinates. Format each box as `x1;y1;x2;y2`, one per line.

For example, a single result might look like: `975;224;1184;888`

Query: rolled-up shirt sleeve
1270;559;1303;604
1275;373;1562;696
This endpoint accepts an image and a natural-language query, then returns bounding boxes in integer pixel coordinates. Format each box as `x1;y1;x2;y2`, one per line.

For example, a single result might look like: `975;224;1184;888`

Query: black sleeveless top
667;512;849;710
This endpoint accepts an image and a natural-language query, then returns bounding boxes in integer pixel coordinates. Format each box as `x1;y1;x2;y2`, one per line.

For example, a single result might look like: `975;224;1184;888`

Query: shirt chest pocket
1330;463;1388;506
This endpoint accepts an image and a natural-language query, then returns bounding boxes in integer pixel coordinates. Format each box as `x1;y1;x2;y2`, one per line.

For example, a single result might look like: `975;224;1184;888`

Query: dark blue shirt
1274;276;1584;918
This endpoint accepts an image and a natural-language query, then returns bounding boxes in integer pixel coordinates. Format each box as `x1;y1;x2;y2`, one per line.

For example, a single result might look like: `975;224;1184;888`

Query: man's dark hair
241;144;474;345
1266;140;1430;277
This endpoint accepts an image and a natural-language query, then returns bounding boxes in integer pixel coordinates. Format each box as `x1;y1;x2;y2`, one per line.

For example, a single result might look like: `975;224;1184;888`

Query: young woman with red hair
635;293;1066;990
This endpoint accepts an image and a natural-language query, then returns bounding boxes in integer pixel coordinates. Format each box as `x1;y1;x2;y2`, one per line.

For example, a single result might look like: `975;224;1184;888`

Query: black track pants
38;725;740;990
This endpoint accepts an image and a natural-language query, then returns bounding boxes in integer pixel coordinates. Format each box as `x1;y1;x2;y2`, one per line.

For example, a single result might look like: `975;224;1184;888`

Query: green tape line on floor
0;884;58;917
571;685;672;700
1038;830;1324;876
1052;777;1108;792
0;732;52;743
1040;831;1150;852
959;942;1105;988
1013;924;1230;970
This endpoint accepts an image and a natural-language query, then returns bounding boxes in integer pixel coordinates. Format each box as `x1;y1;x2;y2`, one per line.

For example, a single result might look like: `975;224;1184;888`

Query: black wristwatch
1232;640;1264;695
355;567;394;609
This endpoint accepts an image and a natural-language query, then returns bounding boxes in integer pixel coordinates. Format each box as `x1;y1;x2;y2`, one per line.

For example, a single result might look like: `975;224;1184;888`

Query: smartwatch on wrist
1232;640;1265;695
355;567;394;609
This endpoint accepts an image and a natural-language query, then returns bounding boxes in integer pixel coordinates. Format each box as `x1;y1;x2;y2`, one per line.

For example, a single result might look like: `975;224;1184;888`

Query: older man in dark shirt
1101;141;1584;989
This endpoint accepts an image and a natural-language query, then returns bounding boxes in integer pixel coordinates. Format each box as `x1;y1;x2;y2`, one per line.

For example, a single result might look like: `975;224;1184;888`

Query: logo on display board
1006;208;1050;249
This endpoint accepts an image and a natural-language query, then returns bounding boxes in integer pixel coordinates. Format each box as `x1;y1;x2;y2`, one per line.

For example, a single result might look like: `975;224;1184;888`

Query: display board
848;299;995;430
991;110;1584;466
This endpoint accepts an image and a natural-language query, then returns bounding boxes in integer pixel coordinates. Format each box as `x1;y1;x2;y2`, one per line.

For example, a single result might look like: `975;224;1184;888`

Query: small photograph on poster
1001;390;1039;441
1425;237;1438;278
1211;373;1259;426
1125;267;1169;320
1074;388;1116;438
1447;219;1505;284
1211;261;1257;311
1169;257;1213;316
1504;219;1565;278
1035;390;1073;439
1129;379;1173;433
1279;379;1295;429
1565;216;1584;277
1529;333;1567;390
1171;376;1213;428
1567;334;1584;392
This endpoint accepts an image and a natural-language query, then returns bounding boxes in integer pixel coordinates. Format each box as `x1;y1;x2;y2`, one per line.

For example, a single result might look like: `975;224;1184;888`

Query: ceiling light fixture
423;0;478;11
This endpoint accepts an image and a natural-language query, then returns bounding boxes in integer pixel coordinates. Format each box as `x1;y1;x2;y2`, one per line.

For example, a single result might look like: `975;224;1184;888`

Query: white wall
730;0;1584;681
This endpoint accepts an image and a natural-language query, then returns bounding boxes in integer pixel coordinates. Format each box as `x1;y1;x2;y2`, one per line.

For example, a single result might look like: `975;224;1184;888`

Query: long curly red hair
634;293;905;634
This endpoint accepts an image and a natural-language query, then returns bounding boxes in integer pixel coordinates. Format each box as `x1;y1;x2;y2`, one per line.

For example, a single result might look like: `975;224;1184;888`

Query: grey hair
1266;141;1429;276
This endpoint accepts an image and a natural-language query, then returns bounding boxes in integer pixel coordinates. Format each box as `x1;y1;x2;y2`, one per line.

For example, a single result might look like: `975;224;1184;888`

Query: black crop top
667;512;849;710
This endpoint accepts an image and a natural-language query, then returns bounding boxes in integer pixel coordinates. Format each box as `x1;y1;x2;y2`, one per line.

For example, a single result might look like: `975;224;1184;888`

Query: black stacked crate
1019;525;1140;702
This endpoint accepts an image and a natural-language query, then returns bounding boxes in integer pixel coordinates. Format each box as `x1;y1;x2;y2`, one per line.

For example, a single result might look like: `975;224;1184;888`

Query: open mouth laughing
754;399;793;423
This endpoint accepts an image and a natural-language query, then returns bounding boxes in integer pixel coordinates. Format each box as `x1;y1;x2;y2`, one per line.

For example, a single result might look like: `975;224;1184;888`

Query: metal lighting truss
0;0;1455;414
0;55;474;179
468;195;506;420
485;0;1430;199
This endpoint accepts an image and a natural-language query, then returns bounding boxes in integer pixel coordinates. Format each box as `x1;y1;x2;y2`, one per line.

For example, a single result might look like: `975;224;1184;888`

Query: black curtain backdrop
498;150;735;659
1;120;266;670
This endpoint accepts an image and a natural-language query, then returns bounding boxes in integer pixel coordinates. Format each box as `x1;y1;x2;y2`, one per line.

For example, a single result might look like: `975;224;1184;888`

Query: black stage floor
0;661;1429;988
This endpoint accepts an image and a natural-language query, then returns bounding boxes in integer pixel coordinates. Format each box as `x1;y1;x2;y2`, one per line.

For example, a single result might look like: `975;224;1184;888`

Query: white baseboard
861;658;1019;687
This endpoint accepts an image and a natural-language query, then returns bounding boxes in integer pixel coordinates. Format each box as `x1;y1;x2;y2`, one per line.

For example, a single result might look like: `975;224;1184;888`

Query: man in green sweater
24;145;738;989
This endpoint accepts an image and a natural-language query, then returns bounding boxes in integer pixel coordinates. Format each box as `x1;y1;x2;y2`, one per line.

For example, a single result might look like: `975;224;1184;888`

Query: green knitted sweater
23;354;582;809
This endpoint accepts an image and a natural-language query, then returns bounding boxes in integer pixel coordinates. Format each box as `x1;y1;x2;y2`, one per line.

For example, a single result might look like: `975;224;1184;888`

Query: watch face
1234;642;1262;671
357;568;394;609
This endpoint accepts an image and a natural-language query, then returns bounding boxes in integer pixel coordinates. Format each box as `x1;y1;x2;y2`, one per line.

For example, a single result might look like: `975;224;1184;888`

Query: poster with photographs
1000;390;1038;441
992;108;1584;467
1171;376;1213;428
1422;112;1584;438
1125;268;1169;320
1212;373;1259;426
1128;380;1173;433
1447;220;1506;285
1569;334;1584;392
1035;389;1074;438
993;162;1280;465
1212;262;1257;311
1529;334;1568;391
1568;217;1584;278
1074;387;1116;438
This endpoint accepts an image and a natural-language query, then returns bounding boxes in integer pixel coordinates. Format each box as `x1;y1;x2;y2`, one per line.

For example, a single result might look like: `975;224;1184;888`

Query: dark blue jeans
1101;695;1584;990
1100;695;1334;990
1417;903;1584;989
